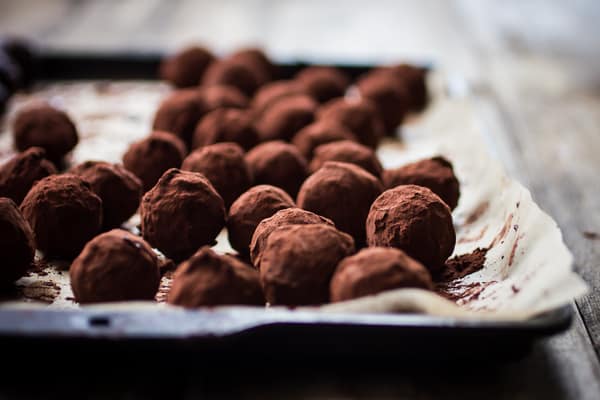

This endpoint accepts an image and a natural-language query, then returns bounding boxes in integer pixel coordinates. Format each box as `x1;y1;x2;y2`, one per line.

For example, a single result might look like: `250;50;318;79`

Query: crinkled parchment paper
0;78;587;320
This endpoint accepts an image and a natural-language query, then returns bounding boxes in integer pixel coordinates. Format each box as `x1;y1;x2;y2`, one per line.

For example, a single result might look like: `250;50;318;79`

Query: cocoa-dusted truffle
297;161;382;246
330;247;433;302
0;147;57;205
291;119;358;159
70;161;142;229
251;80;305;115
70;229;160;303
310;140;383;179
383;156;460;210
122;131;187;192
227;185;294;258
295;66;349;103
250;207;334;266
168;246;264;307
0;198;35;287
140;168;225;261
318;97;384;148
192;108;258;151
152;89;205;144
245;141;308;197
259;224;354;305
20;174;102;259
366;184;455;273
199;84;249;112
386;64;428;111
202;58;263;97
230;48;275;83
254;94;317;142
160;46;215;88
356;72;409;135
13;104;78;164
182;142;251;208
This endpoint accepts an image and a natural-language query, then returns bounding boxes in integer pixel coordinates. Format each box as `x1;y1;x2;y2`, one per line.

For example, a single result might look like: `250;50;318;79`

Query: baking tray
0;50;573;360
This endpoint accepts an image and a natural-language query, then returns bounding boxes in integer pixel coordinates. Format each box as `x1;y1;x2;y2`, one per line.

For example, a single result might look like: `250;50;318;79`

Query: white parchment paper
0;78;588;320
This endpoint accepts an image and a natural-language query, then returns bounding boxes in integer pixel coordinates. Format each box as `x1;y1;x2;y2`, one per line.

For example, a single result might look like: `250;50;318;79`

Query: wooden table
1;1;599;398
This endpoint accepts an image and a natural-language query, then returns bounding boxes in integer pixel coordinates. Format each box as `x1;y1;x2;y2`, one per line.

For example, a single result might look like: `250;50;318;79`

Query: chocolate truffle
0;147;57;205
291;119;358;159
202;58;263;97
366;185;455;273
192;108;258;151
141;168;226;261
152;89;206;144
122;131;187;192
379;64;428;111
160;45;215;88
330;247;433;302
0;198;35;287
13;104;79;164
230;48;275;83
245;141;308;197
251;80;305;115
295;66;349;103
318;97;384;148
356;72;410;135
254;94;318;142
383;156;460;210
168;246;264;307
250;207;334;267
20;174;102;259
70;229;160;303
259;224;354;305
227;185;294;258
199;84;249;112
70;161;142;229
310;140;383;179
297;161;382;246
182;142;251;208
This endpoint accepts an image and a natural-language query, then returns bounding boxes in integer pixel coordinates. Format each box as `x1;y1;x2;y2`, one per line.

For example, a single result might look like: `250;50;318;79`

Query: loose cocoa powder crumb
583;231;599;240
437;248;488;282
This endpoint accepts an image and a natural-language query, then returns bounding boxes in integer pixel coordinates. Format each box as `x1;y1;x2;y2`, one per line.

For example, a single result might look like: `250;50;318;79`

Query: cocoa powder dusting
437;248;488;282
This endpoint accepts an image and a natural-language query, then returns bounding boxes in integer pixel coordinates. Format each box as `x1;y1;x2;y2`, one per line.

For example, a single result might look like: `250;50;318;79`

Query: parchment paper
0;77;588;320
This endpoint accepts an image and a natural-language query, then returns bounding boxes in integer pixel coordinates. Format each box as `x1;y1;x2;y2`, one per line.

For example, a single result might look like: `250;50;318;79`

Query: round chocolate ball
202;58;263;97
356;72;410;135
291;119;358;159
254;94;317;142
140;168;226;262
182;142;252;208
0;198;35;287
330;247;433;302
251;80;305;115
160;45;215;88
192;108;258;151
13;104;79;164
199;84;249;112
374;64;428;111
250;207;334;267
20;174;102;259
152;89;206;144
318;97;384;149
168;246;264;307
0;147;57;205
230;47;275;83
245;141;308;197
122;131;187;192
227;185;294;259
70;161;142;229
295;66;349;103
70;229;160;303
309;140;383;179
383;156;460;210
260;224;355;306
297;161;382;246
366;184;455;273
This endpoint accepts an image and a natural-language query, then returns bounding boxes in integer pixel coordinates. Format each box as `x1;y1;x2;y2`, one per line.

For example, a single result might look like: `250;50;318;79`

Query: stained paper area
0;79;587;319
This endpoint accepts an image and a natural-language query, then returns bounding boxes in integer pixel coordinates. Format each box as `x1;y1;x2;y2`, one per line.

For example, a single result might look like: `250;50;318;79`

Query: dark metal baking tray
0;50;573;360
